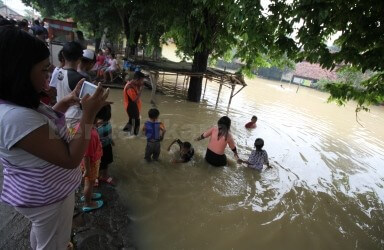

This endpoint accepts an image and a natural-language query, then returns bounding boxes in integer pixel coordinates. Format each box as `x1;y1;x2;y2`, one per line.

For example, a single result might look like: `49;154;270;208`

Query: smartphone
79;81;97;99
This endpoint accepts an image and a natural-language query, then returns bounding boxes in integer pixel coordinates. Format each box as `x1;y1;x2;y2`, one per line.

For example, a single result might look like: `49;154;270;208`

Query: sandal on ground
82;200;104;212
80;192;102;202
99;176;116;186
93;179;99;187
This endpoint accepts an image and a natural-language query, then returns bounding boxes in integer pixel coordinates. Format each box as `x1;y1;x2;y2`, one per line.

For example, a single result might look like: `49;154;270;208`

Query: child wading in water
80;109;105;212
96;104;115;185
245;115;257;129
167;139;194;163
143;108;166;161
238;138;271;172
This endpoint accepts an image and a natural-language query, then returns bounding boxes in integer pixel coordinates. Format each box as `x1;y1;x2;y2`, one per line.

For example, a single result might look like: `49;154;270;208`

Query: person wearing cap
123;71;146;135
78;49;96;81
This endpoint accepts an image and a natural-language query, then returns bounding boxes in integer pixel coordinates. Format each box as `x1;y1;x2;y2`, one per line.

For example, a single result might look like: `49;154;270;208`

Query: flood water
107;50;384;249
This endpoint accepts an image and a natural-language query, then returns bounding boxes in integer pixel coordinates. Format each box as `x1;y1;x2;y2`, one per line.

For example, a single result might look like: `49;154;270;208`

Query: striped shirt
0;100;82;208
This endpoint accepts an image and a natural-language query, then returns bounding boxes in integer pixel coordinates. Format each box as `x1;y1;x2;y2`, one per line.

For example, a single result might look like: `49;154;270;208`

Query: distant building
287;61;337;87
0;4;24;20
256;61;337;87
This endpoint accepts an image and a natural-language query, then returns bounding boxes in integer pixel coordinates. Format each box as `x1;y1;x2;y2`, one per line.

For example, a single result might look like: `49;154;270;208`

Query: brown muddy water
107;46;384;249
106;76;384;250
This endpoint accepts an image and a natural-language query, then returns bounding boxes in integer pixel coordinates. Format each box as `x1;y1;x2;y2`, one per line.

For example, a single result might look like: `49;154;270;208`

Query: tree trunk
95;37;101;51
188;50;209;102
129;30;140;56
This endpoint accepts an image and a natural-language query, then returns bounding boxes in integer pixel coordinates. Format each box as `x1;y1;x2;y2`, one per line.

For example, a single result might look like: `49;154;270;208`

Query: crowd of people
0;22;271;249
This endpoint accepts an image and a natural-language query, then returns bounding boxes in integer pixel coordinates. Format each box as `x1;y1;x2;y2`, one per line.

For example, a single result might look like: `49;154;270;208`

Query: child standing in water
167;139;195;163
143;108;166;161
238;138;271;172
245;115;257;129
96;104;115;186
80;110;104;212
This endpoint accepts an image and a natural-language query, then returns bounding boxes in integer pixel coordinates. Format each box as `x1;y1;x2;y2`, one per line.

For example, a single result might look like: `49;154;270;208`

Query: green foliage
23;0;122;41
270;0;384;110
325;72;384;110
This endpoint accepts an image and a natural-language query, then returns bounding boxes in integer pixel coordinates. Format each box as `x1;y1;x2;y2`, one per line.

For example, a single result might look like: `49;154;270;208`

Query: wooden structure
133;59;247;109
43;18;77;43
43;18;77;67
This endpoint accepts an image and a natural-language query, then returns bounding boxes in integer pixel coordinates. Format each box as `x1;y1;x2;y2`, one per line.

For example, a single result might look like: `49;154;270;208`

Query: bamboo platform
132;58;247;109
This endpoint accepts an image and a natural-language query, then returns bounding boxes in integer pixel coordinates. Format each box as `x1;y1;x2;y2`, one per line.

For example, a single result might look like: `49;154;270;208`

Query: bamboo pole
174;73;179;90
216;77;223;107
202;77;208;99
228;84;235;109
161;71;165;91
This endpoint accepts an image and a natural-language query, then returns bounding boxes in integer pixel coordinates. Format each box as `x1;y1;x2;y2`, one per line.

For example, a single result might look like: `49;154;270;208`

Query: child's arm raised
160;123;166;141
167;139;178;151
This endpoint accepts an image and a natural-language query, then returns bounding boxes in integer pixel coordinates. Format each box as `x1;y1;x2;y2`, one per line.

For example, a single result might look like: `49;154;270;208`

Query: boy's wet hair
95;104;112;122
252;115;257;120
254;138;264;150
183;141;192;149
62;41;83;62
148;108;160;119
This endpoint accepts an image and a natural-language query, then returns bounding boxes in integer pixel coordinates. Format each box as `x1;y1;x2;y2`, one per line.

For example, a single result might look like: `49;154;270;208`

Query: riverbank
0;164;136;249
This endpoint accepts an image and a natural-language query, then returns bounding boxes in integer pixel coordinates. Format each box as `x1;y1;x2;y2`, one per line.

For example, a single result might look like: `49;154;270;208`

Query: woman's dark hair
217;116;231;140
95;104;111;122
0;26;50;109
62;41;83;62
111;53;115;58
254;138;264;150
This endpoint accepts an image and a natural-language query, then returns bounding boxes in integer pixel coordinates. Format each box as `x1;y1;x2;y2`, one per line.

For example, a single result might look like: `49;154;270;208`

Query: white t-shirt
56;68;84;127
0;102;82;207
49;67;61;88
0;104;48;167
108;59;118;71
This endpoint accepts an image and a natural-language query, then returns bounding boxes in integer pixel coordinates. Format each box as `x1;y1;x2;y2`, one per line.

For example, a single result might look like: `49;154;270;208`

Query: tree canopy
270;0;384;109
22;0;384;107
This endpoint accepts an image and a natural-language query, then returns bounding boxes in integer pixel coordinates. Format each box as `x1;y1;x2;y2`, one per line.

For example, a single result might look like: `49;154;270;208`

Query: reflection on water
107;71;384;249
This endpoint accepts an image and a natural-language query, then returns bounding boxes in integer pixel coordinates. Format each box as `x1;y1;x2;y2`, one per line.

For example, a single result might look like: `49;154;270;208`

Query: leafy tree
168;0;291;102
270;0;384;109
23;0;123;49
23;9;35;22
